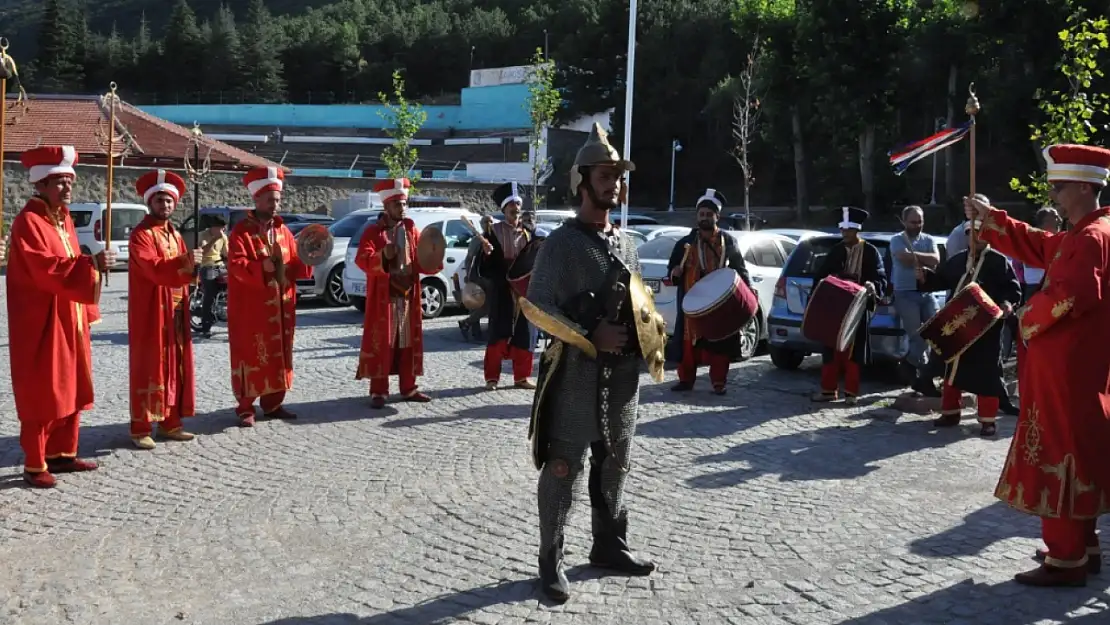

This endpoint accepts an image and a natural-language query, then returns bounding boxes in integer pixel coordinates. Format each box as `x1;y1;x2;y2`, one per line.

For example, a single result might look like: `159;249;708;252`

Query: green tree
729;34;766;229
1010;6;1110;205
378;69;428;186
205;3;243;95
524;47;561;210
34;0;80;92
161;0;205;98
239;0;286;103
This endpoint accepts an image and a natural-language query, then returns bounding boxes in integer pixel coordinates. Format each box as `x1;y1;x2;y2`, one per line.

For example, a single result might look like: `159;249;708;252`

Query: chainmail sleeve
525;227;590;337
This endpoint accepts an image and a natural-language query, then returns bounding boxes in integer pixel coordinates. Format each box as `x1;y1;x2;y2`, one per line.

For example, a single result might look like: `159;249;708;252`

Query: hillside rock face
1;164;511;221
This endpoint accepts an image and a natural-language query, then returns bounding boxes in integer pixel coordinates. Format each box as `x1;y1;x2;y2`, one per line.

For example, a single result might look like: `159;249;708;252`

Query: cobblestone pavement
1;280;1108;625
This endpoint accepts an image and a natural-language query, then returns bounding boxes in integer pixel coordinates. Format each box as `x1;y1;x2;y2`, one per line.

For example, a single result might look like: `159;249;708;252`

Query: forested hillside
3;0;1110;214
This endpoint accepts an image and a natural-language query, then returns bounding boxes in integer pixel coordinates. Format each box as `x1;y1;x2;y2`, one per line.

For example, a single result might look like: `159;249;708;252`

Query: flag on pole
888;121;972;176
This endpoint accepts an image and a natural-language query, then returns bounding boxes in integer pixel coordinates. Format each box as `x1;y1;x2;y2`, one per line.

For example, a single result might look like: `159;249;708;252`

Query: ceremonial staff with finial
0;37;27;243
96;82;124;285
184;121;212;251
964;83;981;274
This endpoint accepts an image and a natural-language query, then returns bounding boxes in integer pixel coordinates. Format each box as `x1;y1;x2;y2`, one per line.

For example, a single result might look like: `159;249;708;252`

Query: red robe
5;197;101;424
355;217;442;380
226;213;312;401
127;216;197;425
979;207;1110;519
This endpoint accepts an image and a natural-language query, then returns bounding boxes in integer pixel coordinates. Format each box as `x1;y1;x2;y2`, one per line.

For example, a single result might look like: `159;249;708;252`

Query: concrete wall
139;84;533;131
0;164;509;223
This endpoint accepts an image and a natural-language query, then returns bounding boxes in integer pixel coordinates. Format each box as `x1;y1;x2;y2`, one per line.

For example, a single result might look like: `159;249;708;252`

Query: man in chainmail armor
523;123;660;602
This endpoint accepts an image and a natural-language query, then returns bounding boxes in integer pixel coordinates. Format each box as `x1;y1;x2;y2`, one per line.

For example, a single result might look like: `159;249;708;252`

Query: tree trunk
858;125;876;213
790;105;809;219
944;62;957;203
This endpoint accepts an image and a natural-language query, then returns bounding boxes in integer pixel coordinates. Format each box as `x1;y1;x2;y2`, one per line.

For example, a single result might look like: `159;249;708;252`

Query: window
110;208;147;240
71;210;93;228
783;236;892;278
637;235;682;260
748;240;785;268
443;219;474;248
335;212;380;245
779;240;797;259
229;211;252;226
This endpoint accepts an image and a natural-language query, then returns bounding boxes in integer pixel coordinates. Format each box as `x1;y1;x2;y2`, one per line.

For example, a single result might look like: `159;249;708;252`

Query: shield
417;226;447;272
294;223;334;266
628;273;667;382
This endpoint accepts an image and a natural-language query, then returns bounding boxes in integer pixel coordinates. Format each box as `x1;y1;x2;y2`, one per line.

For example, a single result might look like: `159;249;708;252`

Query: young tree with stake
378;70;428;187
731;35;766;230
525;48;561;210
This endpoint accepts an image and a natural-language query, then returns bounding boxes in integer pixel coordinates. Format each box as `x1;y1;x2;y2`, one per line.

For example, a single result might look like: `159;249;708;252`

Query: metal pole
620;0;637;228
668;140;676;211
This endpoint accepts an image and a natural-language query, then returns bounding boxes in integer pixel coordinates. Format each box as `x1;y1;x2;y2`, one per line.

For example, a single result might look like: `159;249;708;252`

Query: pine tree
162;0;205;99
35;0;79;92
206;3;244;95
239;0;286;103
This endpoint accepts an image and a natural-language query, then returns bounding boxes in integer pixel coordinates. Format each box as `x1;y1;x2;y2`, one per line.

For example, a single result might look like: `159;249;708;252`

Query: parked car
178;206;253;249
69;202;149;265
637;231;798;360
629;224;692;241
765;232;948;370
343;207;486;319
279;213;335;226
761;228;825;242
533;209;576;224
294;210;382;306
613;213;660;226
723;212;768;230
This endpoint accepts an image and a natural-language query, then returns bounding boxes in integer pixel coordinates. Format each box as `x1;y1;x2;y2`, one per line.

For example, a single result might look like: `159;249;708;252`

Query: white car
69;202;149;265
293;210;385;307
637;231;799;360
342;207;486;319
760;228;826;242
629;224;692;241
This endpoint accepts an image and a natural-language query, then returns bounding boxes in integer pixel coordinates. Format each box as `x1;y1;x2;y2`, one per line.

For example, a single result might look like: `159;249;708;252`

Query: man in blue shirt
889;205;941;396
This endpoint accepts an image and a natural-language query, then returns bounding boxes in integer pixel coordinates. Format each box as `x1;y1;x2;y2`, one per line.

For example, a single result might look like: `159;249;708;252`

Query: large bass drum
802;276;869;352
918;281;1003;363
681;268;759;342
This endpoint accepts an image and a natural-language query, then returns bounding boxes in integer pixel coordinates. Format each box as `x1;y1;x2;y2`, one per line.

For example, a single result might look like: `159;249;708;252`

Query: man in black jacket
666;189;752;395
811;207;888;405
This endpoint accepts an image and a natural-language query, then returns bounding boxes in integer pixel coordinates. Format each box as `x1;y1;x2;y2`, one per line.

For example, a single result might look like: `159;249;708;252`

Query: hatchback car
765;232;948;370
69;202;149;265
637;231;797;360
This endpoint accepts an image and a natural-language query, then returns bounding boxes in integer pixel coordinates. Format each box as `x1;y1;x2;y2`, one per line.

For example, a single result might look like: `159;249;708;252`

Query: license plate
644;279;661;293
118;245;128;253
349;282;366;295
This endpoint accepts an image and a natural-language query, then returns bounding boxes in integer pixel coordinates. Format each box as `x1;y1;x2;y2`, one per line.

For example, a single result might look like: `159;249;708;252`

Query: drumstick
675;243;691;278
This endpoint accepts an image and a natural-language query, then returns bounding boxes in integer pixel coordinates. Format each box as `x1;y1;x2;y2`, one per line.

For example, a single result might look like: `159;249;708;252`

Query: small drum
461;282;486;310
918;282;1003;363
681;268;759;342
802;276;869;352
507;239;543;298
417;226;447;272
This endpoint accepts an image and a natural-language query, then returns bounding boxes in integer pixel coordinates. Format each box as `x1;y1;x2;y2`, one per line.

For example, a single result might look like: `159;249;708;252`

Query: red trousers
820;350;860;396
236;392;286;418
370;347;418;397
941;383;999;423
678;340;730;389
1042;517;1100;569
131;408;185;438
21;413;81;473
484;339;534;383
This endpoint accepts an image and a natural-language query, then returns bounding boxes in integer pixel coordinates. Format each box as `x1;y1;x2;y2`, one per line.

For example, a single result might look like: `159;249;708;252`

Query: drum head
681;268;739;315
295;223;334;266
417;226;447;271
836;289;870;352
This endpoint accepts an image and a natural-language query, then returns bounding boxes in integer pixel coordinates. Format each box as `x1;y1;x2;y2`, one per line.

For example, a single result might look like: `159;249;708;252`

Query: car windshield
637;234;682;260
784;236;894;277
111;208;147;240
333;212;379;240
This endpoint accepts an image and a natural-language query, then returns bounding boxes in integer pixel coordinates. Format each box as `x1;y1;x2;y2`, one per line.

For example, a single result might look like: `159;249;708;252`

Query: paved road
0;281;1107;625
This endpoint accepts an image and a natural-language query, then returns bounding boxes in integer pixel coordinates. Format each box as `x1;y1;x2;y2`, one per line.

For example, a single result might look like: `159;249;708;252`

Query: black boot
588;509;656;575
538;538;570;603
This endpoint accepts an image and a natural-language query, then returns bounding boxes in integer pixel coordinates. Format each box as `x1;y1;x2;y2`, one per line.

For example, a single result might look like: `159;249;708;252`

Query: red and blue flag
888;121;972;175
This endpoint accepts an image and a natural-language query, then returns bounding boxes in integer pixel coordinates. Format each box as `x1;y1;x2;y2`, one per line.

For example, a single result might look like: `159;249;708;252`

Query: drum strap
844;241;865;280
947;246;992;385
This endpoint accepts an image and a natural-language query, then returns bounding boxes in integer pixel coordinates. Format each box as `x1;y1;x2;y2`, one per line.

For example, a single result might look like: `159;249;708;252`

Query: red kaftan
127;216;197;428
4;197;101;446
978;207;1110;519
354;217;442;381
226;213;313;402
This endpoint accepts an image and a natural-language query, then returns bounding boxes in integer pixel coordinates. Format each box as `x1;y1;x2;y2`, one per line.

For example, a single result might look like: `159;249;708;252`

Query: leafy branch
524;47;561;210
1010;7;1110;204
730;34;766;229
378;69;428;188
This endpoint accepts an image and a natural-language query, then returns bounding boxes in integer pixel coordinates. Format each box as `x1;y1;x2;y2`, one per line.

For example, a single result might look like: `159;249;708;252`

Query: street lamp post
668;139;682;212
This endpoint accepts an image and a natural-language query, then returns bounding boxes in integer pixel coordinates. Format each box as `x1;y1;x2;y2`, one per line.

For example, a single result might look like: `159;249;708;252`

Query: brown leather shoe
403;391;431;403
238;414;256;427
47;458;98;473
811;391;837;402
979;422;997;437
1034;548;1101;573
515;379;537;390
933;413;961;427
23;471;56;488
370;396;386;409
1014;563;1087;587
159;428;196;442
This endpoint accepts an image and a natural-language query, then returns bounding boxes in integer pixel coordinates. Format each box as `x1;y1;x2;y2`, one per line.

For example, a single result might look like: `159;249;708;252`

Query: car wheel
737;315;761;361
421;280;446;319
350;296;366;313
323;264;349;307
769;345;806;370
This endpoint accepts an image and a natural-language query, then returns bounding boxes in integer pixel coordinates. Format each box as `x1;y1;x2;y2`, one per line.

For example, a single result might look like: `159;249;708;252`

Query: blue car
766;231;948;370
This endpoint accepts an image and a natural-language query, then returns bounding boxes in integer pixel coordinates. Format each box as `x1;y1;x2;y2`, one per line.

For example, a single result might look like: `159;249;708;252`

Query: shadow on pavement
908;501;1043;559
833;578;1110;624
382;403;527;429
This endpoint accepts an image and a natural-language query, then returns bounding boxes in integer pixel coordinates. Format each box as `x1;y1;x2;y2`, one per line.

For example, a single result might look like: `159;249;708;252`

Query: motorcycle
190;266;229;333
